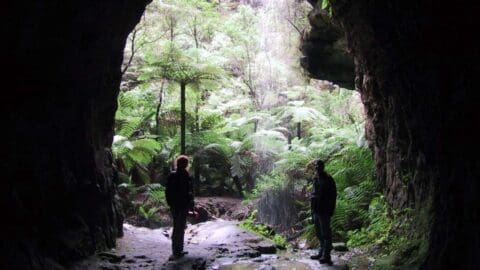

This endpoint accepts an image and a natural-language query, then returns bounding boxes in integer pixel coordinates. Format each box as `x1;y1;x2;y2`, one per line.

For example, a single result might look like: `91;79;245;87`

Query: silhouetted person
310;159;337;265
165;155;194;260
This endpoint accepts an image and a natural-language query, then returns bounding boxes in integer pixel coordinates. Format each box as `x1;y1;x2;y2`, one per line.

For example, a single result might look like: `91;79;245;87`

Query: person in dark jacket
165;155;194;260
310;159;337;265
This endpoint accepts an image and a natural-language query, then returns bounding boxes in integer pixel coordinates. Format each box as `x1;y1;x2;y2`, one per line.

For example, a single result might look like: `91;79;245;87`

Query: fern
118;92;136;108
326;145;375;191
240;210;288;249
243;130;288;156
147;185;167;206
117;117;143;138
138;206;159;221
113;137;161;171
347;195;393;247
279;101;326;124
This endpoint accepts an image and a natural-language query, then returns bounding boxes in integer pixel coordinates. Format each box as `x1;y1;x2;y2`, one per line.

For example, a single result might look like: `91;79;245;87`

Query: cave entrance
105;0;374;269
4;0;478;268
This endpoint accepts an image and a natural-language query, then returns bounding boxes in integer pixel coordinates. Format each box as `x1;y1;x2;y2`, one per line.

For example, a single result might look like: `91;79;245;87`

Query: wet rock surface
73;221;348;269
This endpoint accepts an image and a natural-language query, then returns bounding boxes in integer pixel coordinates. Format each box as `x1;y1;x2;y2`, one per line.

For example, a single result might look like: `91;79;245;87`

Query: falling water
245;0;311;231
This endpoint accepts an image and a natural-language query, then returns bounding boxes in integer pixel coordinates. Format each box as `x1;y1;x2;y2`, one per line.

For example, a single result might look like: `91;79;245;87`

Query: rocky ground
125;197;252;228
72;197;369;269
72;220;349;270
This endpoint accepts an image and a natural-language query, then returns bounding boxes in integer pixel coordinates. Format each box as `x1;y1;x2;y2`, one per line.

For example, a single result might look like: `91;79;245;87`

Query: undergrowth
240;210;288;249
345;195;428;269
147;185;167;206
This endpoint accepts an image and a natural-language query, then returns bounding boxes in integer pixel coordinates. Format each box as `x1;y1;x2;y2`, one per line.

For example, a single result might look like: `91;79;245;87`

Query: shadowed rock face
305;0;480;269
300;3;354;89
2;1;150;268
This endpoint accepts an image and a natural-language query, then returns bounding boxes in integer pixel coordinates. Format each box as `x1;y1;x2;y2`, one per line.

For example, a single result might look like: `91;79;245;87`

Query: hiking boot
168;254;180;261
319;255;333;265
310;253;322;260
310;249;323;260
168;252;187;261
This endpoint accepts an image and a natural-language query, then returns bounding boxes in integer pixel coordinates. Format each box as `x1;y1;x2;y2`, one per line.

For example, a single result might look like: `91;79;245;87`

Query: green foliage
138;206;159;221
321;0;333;16
346;198;428;270
240;210;287;249
147;185;167;206
347;195;392;247
329;145;376;240
249;174;286;198
297;144;377;245
115;1;390;254
142;43;222;84
113;136;161;171
116;91;156;138
279;100;325;124
326;145;375;191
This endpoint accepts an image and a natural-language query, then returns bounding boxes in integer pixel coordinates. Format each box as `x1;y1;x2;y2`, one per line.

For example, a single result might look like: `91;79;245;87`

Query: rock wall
303;1;479;269
300;5;354;88
1;1;150;268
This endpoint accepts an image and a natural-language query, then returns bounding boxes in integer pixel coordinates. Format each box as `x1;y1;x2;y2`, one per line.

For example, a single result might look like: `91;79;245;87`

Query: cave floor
71;220;349;270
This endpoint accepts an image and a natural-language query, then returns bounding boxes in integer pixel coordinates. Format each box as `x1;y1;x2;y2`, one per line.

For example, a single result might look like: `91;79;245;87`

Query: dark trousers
171;209;187;255
313;213;332;256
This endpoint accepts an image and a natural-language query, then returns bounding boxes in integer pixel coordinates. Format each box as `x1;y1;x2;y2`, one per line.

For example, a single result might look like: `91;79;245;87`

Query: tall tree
280;100;324;139
142;43;221;154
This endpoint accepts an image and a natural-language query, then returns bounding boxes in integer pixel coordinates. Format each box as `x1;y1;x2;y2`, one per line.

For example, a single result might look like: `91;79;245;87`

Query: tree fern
279;100;326;124
193;143;232;170
116;117;143;138
113;136;161;171
244;130;288;156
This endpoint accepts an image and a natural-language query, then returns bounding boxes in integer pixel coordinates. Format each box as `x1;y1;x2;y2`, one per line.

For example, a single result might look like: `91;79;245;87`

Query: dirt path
72;220;348;270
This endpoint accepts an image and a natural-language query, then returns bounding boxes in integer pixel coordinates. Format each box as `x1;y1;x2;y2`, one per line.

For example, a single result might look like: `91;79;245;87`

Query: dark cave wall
303;1;480;269
300;5;355;89
1;1;150;268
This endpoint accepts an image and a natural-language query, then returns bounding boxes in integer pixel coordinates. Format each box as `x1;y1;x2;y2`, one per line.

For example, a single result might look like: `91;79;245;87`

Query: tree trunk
195;98;200;133
155;80;165;131
194;165;200;194
180;81;186;155
233;176;244;198
296;122;301;139
246;173;254;192
288;133;292;150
